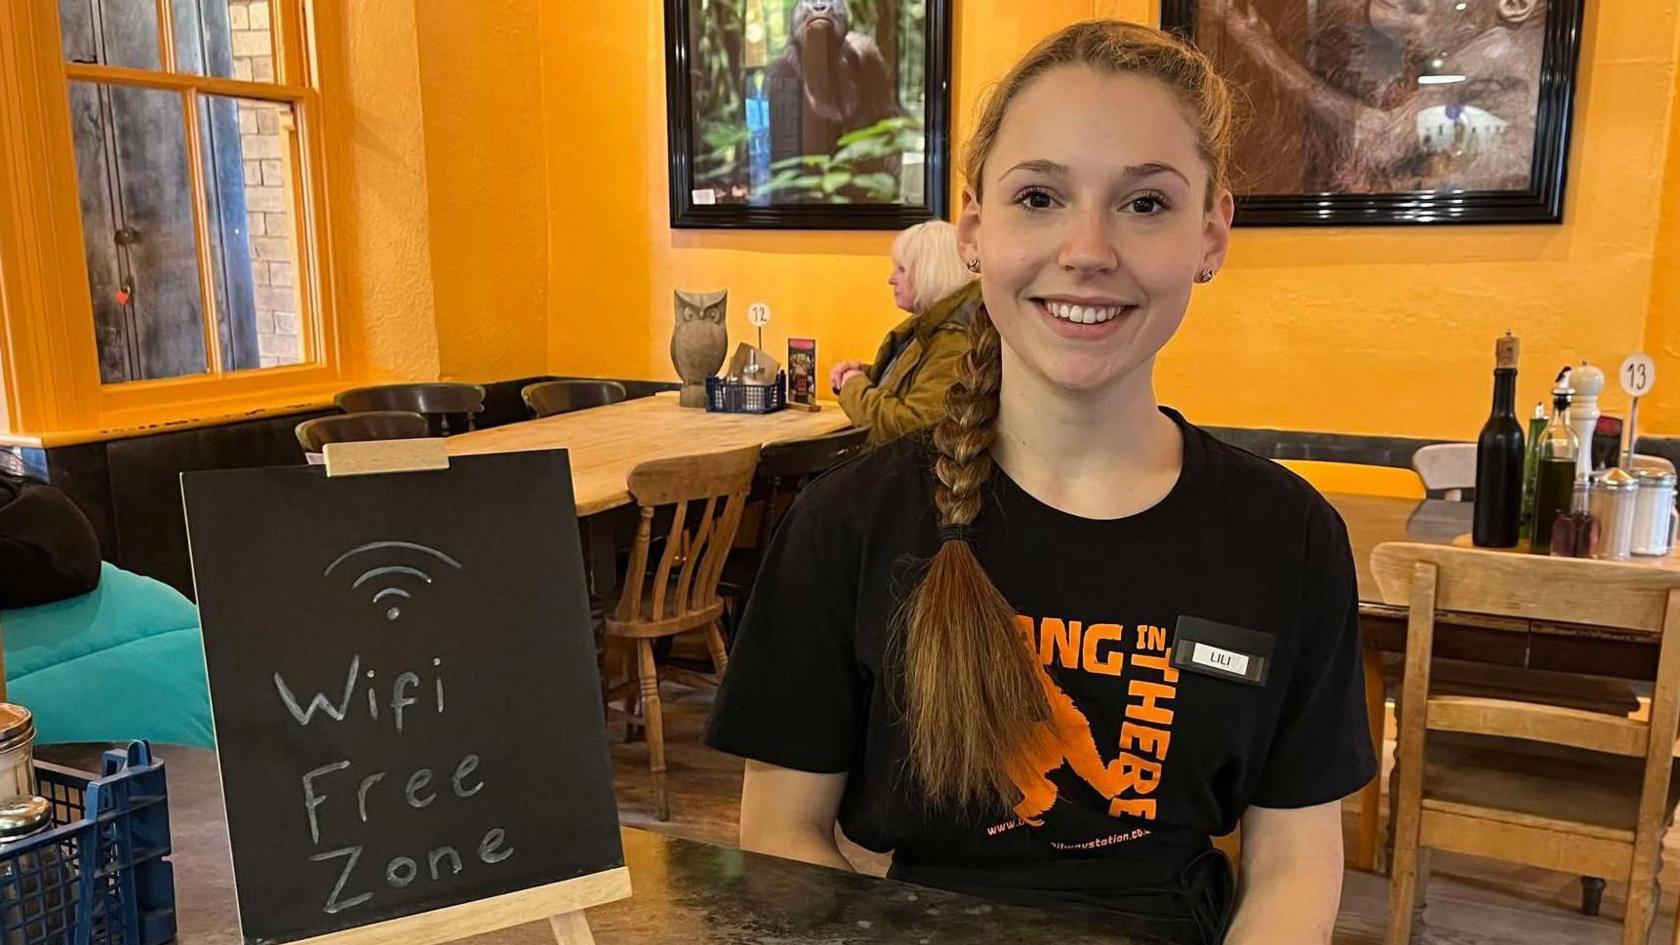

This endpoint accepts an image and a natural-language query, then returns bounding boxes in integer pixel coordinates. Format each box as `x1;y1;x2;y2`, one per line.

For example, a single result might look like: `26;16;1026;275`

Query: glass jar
0;796;71;944
0;707;37;802
1590;468;1639;561
1632;469;1679;557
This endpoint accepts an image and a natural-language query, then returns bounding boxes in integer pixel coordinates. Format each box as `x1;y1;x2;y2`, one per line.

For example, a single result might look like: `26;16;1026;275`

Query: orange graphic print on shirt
1006;616;1181;827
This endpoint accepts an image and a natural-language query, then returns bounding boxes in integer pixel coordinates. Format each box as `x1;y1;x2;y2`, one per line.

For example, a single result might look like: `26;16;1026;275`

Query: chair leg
637;639;669;822
704;620;729;678
1386;838;1423;945
1580;877;1606;917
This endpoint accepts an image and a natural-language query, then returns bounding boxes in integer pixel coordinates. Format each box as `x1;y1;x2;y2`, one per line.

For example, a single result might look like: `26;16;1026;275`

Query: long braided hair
898;20;1236;812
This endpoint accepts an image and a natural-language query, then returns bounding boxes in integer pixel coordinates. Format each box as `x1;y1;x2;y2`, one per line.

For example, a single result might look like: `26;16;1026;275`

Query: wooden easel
299;438;632;945
287;866;633;945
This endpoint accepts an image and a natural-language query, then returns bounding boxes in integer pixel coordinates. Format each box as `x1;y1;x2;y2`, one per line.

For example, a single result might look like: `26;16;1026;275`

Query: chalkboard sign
183;450;623;945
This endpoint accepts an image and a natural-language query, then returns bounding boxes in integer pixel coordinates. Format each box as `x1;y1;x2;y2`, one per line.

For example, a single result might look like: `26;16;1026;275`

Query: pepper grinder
1569;360;1604;478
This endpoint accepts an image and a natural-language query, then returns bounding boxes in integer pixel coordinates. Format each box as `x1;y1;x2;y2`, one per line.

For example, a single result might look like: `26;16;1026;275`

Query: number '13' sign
1621;353;1657;398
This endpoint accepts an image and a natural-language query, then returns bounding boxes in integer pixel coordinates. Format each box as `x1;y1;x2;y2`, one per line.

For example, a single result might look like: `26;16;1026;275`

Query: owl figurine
671;289;729;408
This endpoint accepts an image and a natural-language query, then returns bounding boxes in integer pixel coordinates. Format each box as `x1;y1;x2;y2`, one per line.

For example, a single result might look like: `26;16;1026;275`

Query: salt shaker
1632;469;1680;556
1590;468;1639;561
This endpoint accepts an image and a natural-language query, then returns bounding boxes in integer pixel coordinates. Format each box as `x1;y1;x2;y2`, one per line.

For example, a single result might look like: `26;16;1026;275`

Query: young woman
708;20;1374;945
830;221;981;445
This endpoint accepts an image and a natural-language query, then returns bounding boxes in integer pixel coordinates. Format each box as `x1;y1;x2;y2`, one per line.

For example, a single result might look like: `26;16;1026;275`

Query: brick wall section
228;0;300;367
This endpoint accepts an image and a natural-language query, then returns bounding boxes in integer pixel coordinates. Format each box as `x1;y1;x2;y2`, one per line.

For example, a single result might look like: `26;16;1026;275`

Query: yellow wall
1645;25;1680;435
319;2;440;384
413;1;549;381
536;0;1680;442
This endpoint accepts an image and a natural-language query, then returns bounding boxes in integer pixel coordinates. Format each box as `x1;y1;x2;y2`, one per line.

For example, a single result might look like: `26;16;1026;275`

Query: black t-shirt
706;408;1376;897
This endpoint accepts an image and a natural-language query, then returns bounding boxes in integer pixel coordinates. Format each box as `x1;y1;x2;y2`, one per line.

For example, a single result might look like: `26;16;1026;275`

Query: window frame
0;0;346;437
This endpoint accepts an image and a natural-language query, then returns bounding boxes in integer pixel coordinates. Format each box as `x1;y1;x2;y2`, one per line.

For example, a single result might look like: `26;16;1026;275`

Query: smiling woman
707;19;1373;945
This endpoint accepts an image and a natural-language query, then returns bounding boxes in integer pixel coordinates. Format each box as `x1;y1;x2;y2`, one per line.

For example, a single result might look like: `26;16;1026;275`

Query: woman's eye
1014;188;1057;211
1127;194;1170;215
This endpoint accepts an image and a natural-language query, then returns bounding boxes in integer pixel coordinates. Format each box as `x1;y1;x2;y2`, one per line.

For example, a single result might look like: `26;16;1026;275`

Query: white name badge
1190;642;1250;677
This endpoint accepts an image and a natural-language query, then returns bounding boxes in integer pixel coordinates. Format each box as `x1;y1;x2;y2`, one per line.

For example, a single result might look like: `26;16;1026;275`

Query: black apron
890;847;1235;945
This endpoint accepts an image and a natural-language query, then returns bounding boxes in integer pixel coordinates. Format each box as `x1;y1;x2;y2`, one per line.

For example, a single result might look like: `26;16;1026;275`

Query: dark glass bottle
1473;333;1524;547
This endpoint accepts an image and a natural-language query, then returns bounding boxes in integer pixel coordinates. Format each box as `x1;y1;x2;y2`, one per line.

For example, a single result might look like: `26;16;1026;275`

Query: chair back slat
1372;542;1680;633
699;492;747;609
294;411;429;454
522;380;629;418
647;501;689;622
1411;443;1475;500
674;496;717;613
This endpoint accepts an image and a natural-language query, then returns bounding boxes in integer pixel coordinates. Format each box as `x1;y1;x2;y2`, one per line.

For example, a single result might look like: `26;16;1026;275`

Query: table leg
1356;647;1385;873
581;513;621;607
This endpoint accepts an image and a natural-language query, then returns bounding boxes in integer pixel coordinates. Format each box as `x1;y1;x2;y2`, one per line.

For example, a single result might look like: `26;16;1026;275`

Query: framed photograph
664;0;953;230
1162;0;1584;226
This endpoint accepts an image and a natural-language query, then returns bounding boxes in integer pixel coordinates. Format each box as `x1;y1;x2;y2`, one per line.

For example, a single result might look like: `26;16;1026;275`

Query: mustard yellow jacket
838;281;980;446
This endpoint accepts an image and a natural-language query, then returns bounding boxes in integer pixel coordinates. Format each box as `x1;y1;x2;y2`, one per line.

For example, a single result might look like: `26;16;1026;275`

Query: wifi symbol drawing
322;541;463;622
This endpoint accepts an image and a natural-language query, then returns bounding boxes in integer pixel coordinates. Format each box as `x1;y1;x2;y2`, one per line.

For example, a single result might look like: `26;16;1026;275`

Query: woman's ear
1201;187;1235;276
956;187;982;270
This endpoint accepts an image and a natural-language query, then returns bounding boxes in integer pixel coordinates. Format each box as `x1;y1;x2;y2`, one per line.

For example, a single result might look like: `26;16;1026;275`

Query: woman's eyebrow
1001;158;1191;187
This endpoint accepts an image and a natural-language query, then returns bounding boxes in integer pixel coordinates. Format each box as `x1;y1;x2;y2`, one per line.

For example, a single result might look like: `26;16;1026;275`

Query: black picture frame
664;0;953;230
1162;0;1584;226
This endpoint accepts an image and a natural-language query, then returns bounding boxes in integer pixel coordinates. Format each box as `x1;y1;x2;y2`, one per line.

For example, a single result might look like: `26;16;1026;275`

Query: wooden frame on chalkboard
288;867;630;945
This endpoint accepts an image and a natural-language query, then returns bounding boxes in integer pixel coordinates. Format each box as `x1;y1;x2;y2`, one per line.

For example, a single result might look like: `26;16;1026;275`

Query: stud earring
965;258;981;273
1196;268;1216;284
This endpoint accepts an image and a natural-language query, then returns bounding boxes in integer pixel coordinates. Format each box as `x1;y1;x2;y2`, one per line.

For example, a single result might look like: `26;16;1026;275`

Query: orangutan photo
1170;0;1581;212
674;0;940;210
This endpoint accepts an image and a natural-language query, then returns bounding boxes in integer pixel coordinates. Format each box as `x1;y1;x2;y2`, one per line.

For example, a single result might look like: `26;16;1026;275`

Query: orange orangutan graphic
1006;616;1179;826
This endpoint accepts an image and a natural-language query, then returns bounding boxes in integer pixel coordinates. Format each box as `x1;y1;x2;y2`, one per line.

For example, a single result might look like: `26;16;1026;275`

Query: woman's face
888;262;917;313
957;67;1232;396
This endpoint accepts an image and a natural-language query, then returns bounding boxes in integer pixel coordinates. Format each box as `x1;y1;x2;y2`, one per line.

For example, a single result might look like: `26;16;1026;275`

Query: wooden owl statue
671;289;729;408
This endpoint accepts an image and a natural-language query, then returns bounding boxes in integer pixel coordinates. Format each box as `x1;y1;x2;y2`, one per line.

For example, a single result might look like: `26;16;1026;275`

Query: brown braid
900;305;1050;812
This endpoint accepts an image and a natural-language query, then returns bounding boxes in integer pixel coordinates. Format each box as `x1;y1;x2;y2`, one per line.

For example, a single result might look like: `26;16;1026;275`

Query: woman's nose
1058;208;1119;274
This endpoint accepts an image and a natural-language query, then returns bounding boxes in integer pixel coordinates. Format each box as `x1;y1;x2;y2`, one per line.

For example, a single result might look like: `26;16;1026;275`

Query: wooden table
447;393;852;516
447;394;852;601
1331;492;1680;872
62;745;1160;945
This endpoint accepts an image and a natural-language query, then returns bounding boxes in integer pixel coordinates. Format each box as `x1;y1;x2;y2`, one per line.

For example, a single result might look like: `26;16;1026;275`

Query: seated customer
830;221;980;445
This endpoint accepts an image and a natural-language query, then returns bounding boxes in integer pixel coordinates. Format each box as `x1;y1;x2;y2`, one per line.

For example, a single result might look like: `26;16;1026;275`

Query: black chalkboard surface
183;450;623;945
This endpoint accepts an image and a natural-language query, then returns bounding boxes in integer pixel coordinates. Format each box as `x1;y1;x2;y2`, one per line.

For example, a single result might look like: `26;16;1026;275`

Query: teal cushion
2;563;213;748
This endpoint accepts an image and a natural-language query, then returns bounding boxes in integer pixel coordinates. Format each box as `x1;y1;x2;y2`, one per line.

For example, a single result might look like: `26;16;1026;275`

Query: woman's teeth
1043;300;1126;325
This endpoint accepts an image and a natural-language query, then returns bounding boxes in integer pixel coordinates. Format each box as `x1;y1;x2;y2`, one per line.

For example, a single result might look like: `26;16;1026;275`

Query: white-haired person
830;220;981;445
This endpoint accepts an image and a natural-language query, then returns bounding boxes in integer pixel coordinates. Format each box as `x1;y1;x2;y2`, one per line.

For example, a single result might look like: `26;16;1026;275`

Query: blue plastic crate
706;372;786;414
0;742;175;945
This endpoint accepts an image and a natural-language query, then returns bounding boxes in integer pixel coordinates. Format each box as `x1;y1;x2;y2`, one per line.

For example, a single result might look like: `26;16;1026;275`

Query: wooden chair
334;382;486;436
717;426;869;628
1410;443;1475;501
522;380;628;418
294;411;430;456
603;445;760;822
1375;542;1680;945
